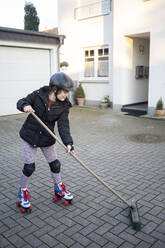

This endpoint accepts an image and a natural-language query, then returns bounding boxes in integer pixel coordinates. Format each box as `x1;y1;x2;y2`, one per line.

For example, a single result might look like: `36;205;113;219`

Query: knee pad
22;163;35;177
49;159;61;173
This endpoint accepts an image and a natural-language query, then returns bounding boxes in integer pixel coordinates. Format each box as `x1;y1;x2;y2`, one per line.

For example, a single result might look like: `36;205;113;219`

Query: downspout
57;35;65;72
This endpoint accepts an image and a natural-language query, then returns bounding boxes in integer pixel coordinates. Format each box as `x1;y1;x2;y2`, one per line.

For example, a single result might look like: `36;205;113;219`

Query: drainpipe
57;35;65;72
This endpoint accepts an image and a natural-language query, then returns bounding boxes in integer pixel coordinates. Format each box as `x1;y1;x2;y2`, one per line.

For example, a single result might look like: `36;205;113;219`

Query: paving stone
80;208;97;218
55;233;75;247
39;234;59;247
101;214;120;226
142;221;158;234
102;242;118;248
28;217;46;228
119;231;141;245
38;244;50;248
149;206;163;216
87;215;105;226
144;213;163;224
87;232;108;246
18;225;39;238
95;223;112;235
3;225;23;238
155;221;165;234
80;223;98;236
65;224;83;236
58;216;76;227
135;241;151;248
72;233;92;246
0;225;9;234
23;234;43;247
151;231;165;242
55;244;67;248
119;241;135;248
103;232;124;246
12;216;33;228
44;216;61;228
86;243;101;248
70;243;84;248
7;234;28;248
0;234;11;247
34;225;54;237
110;222;128;235
2;217;18;228
48;224;68;237
72;216;91;226
151;240;165;248
135;232;156;244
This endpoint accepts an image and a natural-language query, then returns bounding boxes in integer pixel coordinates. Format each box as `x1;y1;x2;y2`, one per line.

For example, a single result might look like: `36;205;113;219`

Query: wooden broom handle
31;112;131;207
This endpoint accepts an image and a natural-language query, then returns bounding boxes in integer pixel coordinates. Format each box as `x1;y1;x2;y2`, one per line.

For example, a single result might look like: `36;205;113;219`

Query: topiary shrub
156;97;164;110
75;83;85;98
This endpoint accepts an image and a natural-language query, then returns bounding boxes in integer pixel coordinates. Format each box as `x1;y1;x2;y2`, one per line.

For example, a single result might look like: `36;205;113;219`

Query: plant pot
100;103;108;109
76;98;85;106
155;109;165;117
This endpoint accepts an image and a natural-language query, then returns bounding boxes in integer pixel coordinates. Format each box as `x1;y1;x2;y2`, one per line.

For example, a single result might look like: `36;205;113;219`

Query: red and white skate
16;188;32;213
52;183;73;206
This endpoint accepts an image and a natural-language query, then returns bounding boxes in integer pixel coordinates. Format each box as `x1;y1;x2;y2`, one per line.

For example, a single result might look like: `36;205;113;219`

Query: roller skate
16;188;32;213
52;182;73;206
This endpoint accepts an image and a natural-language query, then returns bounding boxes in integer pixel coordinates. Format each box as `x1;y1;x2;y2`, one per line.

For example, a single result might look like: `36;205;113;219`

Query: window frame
82;46;109;82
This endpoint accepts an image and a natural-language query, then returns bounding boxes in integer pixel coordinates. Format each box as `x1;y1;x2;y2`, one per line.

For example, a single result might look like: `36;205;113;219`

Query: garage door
0;46;51;116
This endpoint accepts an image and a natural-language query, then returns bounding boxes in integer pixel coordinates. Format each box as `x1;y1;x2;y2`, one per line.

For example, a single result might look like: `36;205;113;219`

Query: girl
16;72;74;210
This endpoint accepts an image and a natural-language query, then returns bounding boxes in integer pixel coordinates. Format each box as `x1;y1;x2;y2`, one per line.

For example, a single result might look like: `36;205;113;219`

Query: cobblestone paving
0;107;165;248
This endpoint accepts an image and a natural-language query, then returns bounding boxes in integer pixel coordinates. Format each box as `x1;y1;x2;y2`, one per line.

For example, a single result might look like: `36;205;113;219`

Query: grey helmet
49;72;73;91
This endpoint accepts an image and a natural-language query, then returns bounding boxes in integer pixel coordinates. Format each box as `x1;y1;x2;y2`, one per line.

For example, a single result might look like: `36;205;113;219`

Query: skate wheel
16;202;20;207
20;207;26;214
26;207;32;214
62;200;69;206
55;193;62;199
52;196;59;203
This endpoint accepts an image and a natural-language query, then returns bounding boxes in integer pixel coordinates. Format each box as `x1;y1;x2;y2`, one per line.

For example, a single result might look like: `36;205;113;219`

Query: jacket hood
38;85;72;107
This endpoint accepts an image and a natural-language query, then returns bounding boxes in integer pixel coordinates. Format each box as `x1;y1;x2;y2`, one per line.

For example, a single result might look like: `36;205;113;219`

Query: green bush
75;83;85;98
156;97;164;110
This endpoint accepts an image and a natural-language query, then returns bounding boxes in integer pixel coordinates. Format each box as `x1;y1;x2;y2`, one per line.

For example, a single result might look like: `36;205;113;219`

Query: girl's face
57;89;69;101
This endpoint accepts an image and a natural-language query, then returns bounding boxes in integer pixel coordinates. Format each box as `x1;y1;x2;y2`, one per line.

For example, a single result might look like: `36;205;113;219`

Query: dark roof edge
0;26;65;40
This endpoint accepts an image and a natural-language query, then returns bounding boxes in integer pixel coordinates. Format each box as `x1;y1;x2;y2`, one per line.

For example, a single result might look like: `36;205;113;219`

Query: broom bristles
130;200;142;231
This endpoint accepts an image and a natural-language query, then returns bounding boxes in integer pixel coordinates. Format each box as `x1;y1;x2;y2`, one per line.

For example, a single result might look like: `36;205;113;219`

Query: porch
121;102;148;116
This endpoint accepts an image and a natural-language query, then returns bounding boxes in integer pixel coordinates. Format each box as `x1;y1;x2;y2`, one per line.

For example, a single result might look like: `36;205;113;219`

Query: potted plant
75;83;85;106
60;61;69;71
155;97;165;117
100;95;109;109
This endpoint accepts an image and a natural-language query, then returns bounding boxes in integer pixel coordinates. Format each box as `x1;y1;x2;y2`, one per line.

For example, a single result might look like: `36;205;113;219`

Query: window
84;49;95;77
83;47;109;78
98;48;109;77
74;0;112;21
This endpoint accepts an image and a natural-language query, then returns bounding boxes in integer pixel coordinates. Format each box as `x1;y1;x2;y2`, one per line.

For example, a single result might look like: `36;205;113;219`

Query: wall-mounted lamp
139;44;145;55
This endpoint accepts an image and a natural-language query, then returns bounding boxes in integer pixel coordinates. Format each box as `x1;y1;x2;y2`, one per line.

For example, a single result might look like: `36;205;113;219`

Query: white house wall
58;0;113;104
113;0;165;113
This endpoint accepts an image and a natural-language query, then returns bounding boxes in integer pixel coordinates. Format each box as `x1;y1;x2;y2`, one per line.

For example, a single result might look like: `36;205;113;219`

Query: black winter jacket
17;86;73;147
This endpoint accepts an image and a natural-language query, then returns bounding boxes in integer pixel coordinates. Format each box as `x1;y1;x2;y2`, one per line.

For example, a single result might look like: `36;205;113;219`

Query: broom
31;112;141;231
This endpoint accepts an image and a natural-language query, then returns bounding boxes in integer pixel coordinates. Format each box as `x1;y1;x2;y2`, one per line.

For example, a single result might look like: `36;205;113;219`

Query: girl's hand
67;145;75;155
23;105;35;113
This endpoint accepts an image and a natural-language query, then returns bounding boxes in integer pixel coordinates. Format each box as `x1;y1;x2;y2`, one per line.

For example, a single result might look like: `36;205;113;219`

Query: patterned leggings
20;139;61;188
